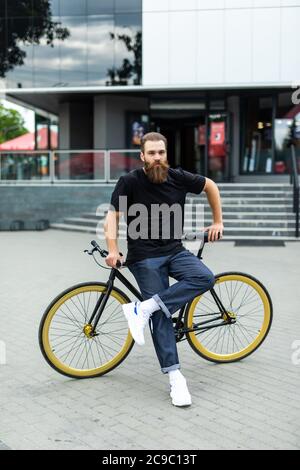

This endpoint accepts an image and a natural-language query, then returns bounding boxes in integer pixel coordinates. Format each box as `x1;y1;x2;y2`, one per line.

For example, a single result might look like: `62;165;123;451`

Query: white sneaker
122;301;151;346
170;377;192;407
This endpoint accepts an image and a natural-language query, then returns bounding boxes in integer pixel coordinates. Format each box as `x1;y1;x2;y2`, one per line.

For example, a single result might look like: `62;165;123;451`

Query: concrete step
202;191;293;197
194;184;292;189
82;210;297;221
204;205;295;212
188;197;293;204
50;223;98;234
50;224;299;240
73;217;296;228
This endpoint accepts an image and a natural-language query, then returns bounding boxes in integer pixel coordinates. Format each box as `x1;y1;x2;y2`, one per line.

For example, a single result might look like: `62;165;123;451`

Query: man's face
141;140;170;184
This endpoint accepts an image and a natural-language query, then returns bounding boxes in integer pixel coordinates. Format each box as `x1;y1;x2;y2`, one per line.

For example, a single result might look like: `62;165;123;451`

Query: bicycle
39;232;273;379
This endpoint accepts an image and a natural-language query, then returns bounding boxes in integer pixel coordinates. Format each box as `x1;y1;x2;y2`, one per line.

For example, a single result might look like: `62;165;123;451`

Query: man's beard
144;159;170;184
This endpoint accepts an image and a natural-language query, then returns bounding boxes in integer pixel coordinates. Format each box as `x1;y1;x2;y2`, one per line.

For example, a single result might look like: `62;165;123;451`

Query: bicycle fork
84;270;116;338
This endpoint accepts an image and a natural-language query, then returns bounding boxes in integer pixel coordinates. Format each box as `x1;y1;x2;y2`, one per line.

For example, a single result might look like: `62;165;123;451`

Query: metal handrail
290;144;299;238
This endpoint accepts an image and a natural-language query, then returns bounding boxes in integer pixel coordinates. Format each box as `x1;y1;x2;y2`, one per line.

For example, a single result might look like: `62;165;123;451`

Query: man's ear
140;152;145;162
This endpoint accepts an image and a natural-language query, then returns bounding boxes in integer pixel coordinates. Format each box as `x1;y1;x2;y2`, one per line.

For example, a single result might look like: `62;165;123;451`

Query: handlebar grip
116;260;122;269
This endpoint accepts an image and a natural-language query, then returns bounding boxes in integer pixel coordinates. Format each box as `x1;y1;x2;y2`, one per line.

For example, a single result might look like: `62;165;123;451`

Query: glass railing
108;150;143;180
54;151;106;181
0;151;51;181
0;149;141;183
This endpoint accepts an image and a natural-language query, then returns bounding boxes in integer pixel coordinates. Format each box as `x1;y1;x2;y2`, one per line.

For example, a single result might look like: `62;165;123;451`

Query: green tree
0;0;69;78
0;104;28;143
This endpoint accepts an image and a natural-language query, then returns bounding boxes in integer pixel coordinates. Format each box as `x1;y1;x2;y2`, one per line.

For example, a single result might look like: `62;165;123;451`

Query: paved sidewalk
0;230;299;450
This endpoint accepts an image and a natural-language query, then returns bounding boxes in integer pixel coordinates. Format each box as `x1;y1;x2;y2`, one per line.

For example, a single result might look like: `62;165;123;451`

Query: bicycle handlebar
87;231;221;269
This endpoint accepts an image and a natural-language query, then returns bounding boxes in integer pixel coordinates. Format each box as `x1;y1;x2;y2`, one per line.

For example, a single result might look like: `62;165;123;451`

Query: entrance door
152;113;231;181
153;118;204;173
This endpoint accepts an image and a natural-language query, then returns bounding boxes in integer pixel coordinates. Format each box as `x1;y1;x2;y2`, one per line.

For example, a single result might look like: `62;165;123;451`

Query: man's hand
105;251;123;268
203;222;224;242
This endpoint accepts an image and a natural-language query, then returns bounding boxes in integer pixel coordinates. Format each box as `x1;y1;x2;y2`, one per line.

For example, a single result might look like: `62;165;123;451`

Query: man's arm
104;210;124;267
202;177;224;242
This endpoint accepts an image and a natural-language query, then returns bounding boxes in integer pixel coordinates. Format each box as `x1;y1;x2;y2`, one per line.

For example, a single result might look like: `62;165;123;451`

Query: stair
50;183;300;241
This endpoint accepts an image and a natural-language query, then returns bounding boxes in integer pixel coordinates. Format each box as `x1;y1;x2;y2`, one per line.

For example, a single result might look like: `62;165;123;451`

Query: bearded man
105;132;223;407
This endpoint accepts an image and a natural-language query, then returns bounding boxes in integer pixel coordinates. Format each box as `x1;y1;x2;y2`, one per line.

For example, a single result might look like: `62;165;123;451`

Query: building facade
1;0;300;183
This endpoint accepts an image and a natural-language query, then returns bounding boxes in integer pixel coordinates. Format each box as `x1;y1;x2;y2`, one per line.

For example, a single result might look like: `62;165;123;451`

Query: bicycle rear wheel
39;282;134;378
185;272;273;363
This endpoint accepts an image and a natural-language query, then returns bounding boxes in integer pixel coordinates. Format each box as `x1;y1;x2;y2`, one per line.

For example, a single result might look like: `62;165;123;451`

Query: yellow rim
42;285;133;377
186;274;271;362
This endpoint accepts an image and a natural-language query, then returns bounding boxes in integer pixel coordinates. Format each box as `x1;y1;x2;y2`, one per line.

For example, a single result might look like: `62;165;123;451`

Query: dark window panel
0;0;6;18
115;0;142;13
87;0;114;16
112;13;142;86
275;92;300;175
87;71;109;86
7;0;33;17
48;0;60;17
0;18;5;65
5;17;34;87
60;0;86;16
32;0;59;17
34;68;60;87
87;14;114;81
241;95;273;174
59;16;87;74
32;15;63;87
59;69;88;87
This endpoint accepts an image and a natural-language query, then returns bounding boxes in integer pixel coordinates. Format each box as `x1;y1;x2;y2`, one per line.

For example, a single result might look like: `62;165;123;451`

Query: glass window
87;15;114;85
87;0;114;15
7;1;33;17
275;92;300;175
241;96;273;174
0;0;6;18
2;2;143;88
60;0;86;17
0;18;6;78
5;17;34;88
33;0;59;17
115;0;142;13
112;13;142;86
48;0;60;17
32;16;60;87
59;16;88;86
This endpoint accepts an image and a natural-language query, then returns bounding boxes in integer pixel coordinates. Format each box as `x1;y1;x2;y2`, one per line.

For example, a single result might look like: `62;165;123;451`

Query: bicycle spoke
189;277;269;357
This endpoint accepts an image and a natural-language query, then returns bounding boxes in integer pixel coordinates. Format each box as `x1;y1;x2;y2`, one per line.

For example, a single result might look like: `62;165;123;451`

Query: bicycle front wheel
185;272;273;363
39;282;134;378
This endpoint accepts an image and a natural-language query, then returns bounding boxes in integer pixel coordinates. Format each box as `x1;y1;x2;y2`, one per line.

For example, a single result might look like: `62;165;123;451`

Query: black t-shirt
109;167;206;265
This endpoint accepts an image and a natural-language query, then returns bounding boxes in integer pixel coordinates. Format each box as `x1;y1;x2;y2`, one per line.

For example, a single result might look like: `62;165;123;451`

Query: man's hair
141;132;167;153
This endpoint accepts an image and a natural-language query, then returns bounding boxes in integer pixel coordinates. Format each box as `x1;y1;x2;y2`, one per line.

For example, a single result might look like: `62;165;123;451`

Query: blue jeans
128;248;215;373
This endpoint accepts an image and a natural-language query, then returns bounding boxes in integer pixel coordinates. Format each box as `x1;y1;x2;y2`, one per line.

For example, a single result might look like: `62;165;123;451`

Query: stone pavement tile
0;440;10;450
1;231;300;450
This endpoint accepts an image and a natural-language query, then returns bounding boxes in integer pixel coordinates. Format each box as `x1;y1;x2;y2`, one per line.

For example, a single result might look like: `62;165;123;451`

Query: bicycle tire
39;282;134;378
185;272;273;363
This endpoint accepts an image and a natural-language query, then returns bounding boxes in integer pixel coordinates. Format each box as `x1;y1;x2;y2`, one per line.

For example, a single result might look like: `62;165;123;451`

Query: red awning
0;128;58;150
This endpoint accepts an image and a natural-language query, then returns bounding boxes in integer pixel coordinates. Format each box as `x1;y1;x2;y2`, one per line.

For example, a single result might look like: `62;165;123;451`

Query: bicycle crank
172;318;185;341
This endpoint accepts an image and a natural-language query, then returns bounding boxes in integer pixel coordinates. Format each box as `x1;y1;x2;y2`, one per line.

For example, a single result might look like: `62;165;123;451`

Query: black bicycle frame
88;268;143;329
88;264;229;339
